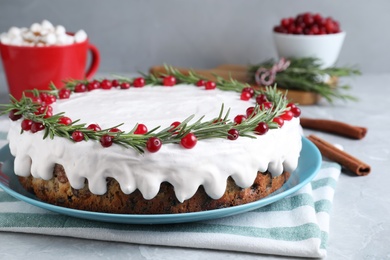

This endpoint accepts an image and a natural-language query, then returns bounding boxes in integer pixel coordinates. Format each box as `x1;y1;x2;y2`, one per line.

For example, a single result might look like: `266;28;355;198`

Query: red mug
0;35;100;99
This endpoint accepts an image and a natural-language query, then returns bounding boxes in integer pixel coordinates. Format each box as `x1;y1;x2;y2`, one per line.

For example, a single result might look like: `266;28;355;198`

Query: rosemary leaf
248;57;361;103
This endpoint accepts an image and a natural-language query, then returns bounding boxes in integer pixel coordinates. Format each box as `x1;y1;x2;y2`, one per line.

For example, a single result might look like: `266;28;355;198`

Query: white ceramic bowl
273;31;346;68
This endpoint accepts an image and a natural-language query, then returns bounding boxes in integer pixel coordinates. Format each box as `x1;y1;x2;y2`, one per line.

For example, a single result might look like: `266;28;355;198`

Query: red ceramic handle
85;43;100;79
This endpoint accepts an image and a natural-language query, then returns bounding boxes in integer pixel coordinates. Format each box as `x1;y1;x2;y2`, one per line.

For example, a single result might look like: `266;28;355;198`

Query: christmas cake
5;69;302;214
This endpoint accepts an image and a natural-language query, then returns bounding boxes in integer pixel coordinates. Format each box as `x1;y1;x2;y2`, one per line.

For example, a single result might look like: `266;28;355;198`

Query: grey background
0;0;389;93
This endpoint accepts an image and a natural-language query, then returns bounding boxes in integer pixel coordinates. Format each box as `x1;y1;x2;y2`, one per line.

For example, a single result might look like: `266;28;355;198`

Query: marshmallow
45;33;57;45
0;33;11;44
10;38;22;46
55;25;66;35
22;31;35;42
30;23;42;33
64;35;74;45
74;30;87;43
8;27;21;37
56;33;68;45
41;20;54;31
1;20;87;46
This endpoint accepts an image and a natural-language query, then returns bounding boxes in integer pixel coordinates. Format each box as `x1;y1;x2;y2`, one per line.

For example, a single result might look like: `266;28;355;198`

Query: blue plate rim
0;137;321;224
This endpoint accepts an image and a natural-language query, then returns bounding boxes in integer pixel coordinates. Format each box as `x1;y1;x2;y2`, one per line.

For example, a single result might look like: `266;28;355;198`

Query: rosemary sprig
0;67;290;154
248;57;361;103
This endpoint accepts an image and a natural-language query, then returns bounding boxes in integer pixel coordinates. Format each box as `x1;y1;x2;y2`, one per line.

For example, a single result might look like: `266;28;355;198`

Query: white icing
8;85;302;202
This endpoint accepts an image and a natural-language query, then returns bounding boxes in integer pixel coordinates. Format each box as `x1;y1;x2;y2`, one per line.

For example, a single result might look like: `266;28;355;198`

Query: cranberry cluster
273;12;341;35
238;87;301;135
72;78;145;93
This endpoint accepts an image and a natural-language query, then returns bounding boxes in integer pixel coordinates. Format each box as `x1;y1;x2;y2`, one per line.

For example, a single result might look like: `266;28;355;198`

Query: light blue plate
0;137;321;224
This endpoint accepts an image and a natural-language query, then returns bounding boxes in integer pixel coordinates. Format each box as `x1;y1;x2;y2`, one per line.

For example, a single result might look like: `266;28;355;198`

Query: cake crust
18;164;290;214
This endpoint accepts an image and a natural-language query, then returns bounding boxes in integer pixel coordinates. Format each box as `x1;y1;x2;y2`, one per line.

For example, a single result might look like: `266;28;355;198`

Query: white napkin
0;117;340;258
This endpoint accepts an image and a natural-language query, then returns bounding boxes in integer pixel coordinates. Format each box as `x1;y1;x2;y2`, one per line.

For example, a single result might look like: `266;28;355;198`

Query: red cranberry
46;94;56;104
100;79;113;90
180;133;197;149
9;109;22;121
163;76;176;86
274;25;287;33
234;115;247;124
133;77;145;88
43;110;53;118
291;106;301;117
30;122;45;133
303;12;314;25
109;128;122;133
294;26;303;34
35;106;45;115
205;81;216;90
227;129;239;140
111;80;120;87
120;82;131;89
313;13;323;24
280;111;294;121
30;96;42;104
287;24;296;34
40;93;56;105
100;134;113;147
196;80;205;87
260;102;273;110
72;131;84;142
58;88;71;99
273;117;284;127
39;92;48;101
287;103;301;117
146;137;162;153
246;107;256;118
87;81;100;91
169;121;181;133
87;124;101;131
242;87;255;97
74;83;87;93
256;94;268;104
254;122;269;135
21;119;33;131
240;91;251;101
58;116;72;125
35;105;53;118
134;124;148;134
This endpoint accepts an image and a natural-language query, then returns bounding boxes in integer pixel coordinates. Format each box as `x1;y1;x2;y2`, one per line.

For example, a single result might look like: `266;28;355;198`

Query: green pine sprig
248;57;361;103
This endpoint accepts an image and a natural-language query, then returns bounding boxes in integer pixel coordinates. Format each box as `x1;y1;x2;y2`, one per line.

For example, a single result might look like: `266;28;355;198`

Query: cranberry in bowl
273;13;345;68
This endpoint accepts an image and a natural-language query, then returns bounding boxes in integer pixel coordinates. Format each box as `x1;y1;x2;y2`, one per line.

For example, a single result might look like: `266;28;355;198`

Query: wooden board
149;64;321;105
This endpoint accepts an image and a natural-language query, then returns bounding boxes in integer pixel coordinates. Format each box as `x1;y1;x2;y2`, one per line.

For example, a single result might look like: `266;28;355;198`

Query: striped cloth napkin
0;117;340;258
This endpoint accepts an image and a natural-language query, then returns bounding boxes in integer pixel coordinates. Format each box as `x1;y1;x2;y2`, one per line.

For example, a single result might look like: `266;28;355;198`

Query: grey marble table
0;73;389;260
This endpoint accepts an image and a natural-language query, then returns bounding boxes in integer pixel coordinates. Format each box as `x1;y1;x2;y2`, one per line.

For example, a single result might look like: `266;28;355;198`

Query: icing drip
8;85;302;202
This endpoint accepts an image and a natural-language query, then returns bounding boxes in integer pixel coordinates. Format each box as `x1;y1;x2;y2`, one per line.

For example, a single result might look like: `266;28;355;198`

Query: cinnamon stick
300;118;367;140
307;135;371;176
